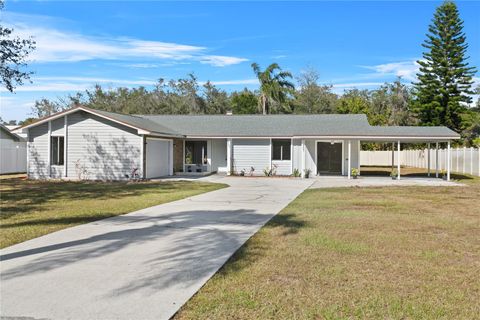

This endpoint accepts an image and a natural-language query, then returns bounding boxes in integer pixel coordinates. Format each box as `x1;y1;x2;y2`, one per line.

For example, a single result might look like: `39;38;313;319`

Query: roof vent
226;110;233;116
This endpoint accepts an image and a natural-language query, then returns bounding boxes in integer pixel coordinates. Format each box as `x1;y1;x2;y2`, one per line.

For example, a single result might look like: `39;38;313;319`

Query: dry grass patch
0;178;226;248
176;175;480;319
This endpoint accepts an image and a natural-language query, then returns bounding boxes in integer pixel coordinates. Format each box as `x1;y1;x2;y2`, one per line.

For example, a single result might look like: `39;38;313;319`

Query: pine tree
413;1;476;132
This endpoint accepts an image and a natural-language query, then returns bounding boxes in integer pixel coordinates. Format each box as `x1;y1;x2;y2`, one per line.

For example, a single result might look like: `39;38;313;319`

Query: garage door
146;139;171;178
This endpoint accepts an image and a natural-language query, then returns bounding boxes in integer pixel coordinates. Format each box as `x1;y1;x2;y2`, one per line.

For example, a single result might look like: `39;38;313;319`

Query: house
18;106;460;180
1;123;27;174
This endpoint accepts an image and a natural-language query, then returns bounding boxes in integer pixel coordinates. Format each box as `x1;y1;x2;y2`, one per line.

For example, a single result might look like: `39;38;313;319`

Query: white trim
269;138;272;170
314;140;344;176
301;139;306;177
226;138;232;175
26;129;30;178
290;138;293;174
185;135;459;141
145;137;172;141
47;121;51;178
347;140;351;179
169;140;174;176
182;140;185;173
140;135;145;178
64;115;68;178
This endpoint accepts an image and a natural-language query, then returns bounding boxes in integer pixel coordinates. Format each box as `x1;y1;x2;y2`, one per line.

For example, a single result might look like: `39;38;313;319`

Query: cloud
360;60;420;81
3;12;247;67
201;79;258;86
0;76;260;92
0;76;157;92
199;55;249;67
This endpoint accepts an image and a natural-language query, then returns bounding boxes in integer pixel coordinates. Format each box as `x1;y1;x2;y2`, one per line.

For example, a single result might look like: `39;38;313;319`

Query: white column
64;115;68;178
226;138;232;175
301;139;306;177
397;140;401;180
447;141;451;181
169;140;174;176
463;146;466;174
347;140;351;179
140;136;145;178
435;142;439;178
427;143;431;176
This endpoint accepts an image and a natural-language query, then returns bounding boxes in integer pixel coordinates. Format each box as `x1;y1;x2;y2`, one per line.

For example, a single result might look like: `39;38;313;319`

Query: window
51;136;64;165
272;139;291;161
185;141;207;165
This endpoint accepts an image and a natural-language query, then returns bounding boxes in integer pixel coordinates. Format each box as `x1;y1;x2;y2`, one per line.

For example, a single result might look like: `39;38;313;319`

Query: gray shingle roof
137;114;460;139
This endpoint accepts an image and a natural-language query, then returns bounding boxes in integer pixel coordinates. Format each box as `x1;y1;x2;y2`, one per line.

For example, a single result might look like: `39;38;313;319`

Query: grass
175;170;480;319
0;177;226;248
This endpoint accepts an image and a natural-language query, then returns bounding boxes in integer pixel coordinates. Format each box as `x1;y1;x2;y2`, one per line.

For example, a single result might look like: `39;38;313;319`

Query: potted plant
390;168;398;180
304;168;312;179
441;170;447;180
351;168;359;179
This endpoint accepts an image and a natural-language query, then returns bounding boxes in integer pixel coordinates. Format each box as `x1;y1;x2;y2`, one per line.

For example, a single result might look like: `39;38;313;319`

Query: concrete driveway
0;176;312;320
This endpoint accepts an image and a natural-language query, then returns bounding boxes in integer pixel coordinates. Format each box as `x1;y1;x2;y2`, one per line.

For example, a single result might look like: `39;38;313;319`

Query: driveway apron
0;176;312;320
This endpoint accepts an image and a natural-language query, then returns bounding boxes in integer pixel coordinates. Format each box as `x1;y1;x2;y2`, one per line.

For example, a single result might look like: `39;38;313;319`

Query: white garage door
146;139;171;178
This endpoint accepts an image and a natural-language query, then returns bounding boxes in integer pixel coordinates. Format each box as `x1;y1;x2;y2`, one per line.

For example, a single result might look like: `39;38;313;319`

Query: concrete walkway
309;175;463;189
0;177;312;320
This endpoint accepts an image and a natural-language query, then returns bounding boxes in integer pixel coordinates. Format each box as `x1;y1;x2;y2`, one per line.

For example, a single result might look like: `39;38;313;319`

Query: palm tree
251;63;295;114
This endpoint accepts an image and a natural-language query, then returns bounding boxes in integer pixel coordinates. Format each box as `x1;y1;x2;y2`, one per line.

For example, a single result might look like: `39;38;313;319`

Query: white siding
67;111;141;180
292;139;302;172
272;160;291;175
343;140;360;175
28;123;49;179
232;139;270;175
146;139;170;178
51;118;64;136
211;139;227;172
1;131;27;174
304;139;316;174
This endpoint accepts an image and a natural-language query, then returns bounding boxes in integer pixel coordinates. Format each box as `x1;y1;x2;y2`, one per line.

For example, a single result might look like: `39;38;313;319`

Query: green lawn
176;174;480;319
0;177;226;248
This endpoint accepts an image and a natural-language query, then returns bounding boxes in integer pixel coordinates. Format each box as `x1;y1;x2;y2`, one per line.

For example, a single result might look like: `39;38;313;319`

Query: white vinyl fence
1;141;27;174
361;147;480;176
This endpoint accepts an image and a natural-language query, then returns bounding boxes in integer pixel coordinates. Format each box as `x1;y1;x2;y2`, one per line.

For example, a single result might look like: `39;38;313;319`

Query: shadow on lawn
0;179;199;218
0;209;307;296
360;167;474;180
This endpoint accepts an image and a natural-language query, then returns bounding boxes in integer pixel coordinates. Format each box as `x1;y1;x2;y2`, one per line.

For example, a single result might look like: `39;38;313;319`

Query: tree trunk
262;94;267;115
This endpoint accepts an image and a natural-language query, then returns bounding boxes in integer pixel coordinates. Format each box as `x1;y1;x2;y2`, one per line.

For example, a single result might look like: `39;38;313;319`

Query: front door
317;142;342;174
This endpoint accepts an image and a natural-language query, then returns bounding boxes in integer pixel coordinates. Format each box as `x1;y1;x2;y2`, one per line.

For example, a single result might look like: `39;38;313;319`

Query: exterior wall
173;138;184;172
272;160;291;175
145;139;171;178
211;139;227;172
296;139;360;176
1;131;27;174
232;139;270;175
50;118;64;136
292;139;302;173
67;111;141;180
27;123;49;179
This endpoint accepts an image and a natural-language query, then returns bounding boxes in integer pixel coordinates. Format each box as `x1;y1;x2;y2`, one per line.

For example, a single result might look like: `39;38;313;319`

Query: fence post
471;147;474;175
463;147;466;174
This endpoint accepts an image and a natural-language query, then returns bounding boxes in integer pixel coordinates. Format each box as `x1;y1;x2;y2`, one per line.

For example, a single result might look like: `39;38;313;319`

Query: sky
1;0;479;122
